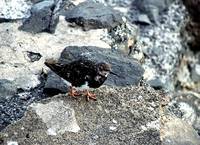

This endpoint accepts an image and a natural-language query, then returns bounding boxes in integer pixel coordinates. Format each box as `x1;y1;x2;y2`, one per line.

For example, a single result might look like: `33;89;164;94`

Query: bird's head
97;62;112;78
96;62;120;79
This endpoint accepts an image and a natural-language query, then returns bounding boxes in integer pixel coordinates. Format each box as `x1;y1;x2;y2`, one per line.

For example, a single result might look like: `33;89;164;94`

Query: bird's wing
62;59;97;86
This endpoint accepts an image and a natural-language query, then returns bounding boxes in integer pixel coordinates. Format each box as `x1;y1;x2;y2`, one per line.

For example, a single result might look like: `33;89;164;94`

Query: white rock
31;100;80;135
112;119;117;124
0;0;31;19
7;141;18;145
109;126;117;131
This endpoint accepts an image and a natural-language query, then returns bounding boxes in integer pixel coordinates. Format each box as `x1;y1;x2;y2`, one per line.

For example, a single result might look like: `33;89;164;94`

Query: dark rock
31;0;44;4
19;0;55;33
182;0;200;22
59;46;144;87
26;51;42;62
44;46;144;93
181;0;200;51
132;0;173;24
19;0;67;33
181;20;200;52
147;77;164;90
65;1;123;30
60;46;144;86
49;0;71;33
0;18;12;23
44;72;69;95
134;14;152;25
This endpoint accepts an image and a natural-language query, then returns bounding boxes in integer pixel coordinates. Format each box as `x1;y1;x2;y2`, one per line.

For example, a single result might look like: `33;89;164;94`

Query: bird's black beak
110;71;121;77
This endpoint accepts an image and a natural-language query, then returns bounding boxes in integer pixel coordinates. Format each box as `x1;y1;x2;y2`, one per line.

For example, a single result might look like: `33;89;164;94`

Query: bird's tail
44;59;63;73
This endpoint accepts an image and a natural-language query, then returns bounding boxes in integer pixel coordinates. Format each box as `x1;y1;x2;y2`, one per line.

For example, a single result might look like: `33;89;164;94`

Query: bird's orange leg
83;90;97;101
68;86;80;97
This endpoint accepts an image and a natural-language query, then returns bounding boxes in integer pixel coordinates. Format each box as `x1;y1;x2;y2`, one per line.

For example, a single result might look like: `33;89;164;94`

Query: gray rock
65;1;123;30
191;64;200;82
44;46;144;94
147;77;164;90
135;14;152;25
19;0;55;33
170;92;200;134
132;0;173;24
26;51;42;62
0;79;17;97
161;117;200;145
31;0;44;4
0;85;160;144
44;72;69;95
19;0;67;33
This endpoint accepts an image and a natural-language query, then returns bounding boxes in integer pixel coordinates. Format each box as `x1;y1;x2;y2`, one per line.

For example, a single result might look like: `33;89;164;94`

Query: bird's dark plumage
44;58;111;88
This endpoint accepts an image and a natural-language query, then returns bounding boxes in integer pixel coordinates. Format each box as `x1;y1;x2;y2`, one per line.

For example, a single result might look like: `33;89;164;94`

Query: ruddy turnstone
45;58;118;101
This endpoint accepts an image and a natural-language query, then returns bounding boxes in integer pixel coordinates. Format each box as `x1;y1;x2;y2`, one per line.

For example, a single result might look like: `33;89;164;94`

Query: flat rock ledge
0;85;160;145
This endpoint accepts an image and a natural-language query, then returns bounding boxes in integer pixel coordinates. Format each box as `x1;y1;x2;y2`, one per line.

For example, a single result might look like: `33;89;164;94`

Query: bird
44;58;118;101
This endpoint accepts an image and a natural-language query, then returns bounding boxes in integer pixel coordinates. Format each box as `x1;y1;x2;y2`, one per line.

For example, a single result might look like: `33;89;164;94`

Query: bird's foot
68;86;80;98
68;91;80;97
84;90;97;101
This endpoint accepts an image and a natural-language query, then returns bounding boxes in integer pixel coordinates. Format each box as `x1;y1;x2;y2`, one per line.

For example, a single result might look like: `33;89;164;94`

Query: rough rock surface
65;1;123;30
19;0;61;33
161;116;200;145
131;0;173;24
134;1;186;91
0;0;32;20
0;85;161;145
44;46;144;94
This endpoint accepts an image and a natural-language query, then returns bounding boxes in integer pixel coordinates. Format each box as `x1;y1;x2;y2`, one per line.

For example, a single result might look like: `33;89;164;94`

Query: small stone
7;141;18;145
109;126;117;131
135;14;151;25
26;51;42;62
112;119;117;124
147;77;164;90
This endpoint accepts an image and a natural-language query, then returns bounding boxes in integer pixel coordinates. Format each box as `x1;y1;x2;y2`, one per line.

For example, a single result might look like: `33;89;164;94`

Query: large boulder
44;46;144;94
0;85;160;145
65;1;123;30
131;0;173;24
19;0;71;33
